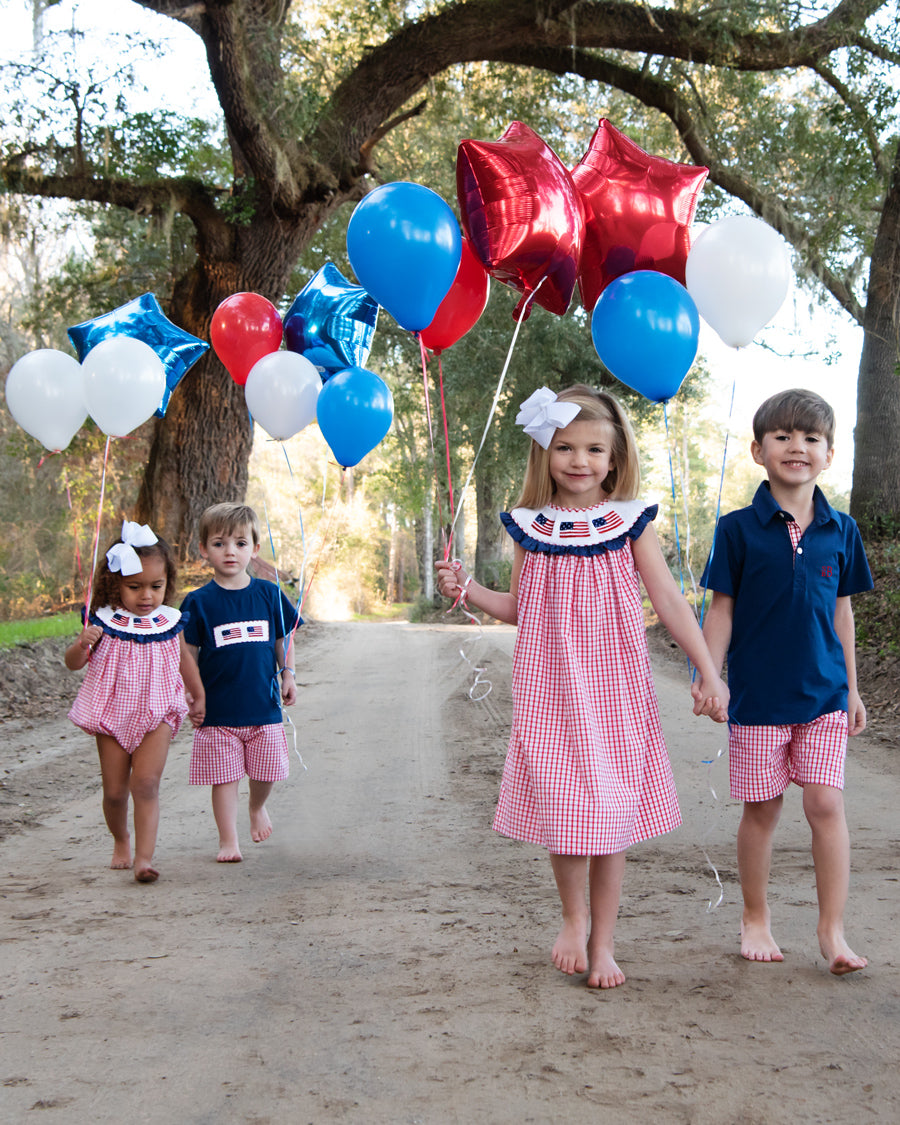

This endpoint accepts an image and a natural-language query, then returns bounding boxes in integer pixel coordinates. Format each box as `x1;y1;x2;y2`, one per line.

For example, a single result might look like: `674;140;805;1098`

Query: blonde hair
198;503;261;547
515;384;641;508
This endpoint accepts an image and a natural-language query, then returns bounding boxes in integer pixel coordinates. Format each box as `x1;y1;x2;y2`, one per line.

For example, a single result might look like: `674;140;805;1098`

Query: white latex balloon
244;351;322;441
5;349;88;450
82;336;167;437
685;215;791;348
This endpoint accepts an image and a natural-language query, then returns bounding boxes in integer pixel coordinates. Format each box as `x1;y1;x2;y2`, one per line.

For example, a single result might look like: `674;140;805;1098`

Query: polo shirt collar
751;480;838;528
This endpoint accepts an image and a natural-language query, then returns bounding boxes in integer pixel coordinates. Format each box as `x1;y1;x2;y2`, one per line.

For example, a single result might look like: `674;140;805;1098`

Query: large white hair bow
515;387;580;449
106;520;159;576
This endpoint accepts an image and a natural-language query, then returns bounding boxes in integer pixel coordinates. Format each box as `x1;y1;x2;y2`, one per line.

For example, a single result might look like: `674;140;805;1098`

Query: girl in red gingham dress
437;385;728;989
66;522;205;883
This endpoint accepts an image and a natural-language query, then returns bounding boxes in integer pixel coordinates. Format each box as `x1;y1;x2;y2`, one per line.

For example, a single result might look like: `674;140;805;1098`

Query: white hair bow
106;520;158;576
515;387;580;449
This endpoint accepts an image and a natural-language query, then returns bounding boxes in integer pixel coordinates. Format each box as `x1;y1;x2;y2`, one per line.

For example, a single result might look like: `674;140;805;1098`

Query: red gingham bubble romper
493;500;681;855
68;605;189;753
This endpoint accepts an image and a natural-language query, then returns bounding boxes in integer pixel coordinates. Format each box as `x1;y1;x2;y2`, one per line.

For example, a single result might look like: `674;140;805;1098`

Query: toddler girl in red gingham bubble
66;521;204;884
436;385;728;990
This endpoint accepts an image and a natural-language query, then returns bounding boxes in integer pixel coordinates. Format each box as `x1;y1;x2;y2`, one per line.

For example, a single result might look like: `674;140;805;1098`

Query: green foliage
854;539;900;656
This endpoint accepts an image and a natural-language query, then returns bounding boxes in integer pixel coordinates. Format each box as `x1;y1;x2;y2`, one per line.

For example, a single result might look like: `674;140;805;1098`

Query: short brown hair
752;389;835;448
198;503;261;547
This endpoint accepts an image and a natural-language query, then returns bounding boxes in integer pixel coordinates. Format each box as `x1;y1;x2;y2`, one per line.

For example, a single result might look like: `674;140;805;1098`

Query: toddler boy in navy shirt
181;503;300;862
702;389;872;975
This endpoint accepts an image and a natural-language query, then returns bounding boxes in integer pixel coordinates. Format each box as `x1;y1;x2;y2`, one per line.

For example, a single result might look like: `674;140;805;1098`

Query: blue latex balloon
68;292;209;417
590;271;699;403
316;366;394;469
346;182;462;332
283;262;379;373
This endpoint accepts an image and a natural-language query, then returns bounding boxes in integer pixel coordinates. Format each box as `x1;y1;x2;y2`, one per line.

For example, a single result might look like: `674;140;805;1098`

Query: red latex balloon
210;292;283;385
419;238;490;353
457;122;585;319
572;120;708;311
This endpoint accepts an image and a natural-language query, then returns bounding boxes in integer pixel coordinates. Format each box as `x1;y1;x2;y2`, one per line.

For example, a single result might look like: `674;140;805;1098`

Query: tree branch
0;161;233;250
811;62;889;177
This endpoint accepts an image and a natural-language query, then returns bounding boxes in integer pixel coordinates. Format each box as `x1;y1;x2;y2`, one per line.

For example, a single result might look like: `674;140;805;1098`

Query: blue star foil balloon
68;292;209;417
283;262;379;377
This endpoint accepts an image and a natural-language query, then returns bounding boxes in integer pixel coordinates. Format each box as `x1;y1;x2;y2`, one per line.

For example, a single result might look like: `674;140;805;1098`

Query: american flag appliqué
111;611;130;627
214;620;270;647
593;509;624;532
531;512;555;536
560;520;589;538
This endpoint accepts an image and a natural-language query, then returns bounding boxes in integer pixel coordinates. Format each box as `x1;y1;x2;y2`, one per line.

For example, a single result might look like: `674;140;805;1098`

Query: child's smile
548;419;615;507
751;429;833;490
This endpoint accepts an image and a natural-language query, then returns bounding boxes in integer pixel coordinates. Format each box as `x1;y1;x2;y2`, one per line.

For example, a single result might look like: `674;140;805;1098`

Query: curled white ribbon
515;387;580;449
106;519;158;576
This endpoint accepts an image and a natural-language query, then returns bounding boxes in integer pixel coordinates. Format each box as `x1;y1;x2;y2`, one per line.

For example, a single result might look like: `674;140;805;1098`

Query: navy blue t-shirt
702;482;872;726
181;578;301;727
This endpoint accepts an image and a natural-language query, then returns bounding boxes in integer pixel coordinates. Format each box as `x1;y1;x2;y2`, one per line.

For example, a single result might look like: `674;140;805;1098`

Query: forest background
0;0;898;675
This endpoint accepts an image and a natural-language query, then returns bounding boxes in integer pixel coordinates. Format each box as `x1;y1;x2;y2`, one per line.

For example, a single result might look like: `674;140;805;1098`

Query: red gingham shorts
728;710;848;802
189;723;289;786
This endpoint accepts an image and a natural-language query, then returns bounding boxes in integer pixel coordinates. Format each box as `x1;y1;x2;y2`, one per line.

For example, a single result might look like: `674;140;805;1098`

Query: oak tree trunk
850;139;900;539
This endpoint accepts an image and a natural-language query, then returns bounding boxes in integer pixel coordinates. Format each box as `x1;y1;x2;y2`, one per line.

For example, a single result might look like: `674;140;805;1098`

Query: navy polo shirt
702;482;872;726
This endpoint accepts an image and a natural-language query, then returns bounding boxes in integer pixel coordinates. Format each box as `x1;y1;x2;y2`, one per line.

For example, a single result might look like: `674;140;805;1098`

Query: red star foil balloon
572;120;708;311
457;121;585;320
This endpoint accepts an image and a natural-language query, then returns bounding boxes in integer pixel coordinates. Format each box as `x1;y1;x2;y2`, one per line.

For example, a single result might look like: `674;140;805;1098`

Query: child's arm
632;525;729;722
179;637;207;727
65;624;103;670
701;590;734;679
435;544;524;625
275;635;297;706
834;595;866;736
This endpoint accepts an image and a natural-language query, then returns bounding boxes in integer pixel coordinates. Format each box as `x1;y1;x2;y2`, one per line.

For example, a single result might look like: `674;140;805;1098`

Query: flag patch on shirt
214;620;270;647
531;513;555;535
560;520;589;538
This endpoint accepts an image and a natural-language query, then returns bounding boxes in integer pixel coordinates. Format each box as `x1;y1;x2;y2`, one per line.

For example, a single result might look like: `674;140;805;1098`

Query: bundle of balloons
5;292;209;451
209;264;393;470
336;118;791;406
6;119;792;460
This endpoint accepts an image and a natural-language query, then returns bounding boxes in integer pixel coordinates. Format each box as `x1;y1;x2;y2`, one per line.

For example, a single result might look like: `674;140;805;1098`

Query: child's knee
802;783;844;823
742;795;783;827
131;774;161;803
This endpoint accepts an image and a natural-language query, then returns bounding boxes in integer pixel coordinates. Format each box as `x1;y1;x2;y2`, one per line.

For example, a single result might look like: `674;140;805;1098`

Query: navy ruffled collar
501;499;657;556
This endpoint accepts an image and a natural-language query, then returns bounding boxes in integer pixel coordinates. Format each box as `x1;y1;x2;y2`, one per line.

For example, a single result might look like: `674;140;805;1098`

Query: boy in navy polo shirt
702;389;872;975
181;503;300;862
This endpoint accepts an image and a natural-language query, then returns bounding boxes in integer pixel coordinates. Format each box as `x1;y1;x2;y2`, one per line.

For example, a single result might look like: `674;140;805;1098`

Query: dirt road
1;621;898;1123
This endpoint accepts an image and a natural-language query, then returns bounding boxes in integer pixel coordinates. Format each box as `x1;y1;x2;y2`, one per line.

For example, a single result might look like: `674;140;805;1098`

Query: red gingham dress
492;501;681;855
68;605;188;753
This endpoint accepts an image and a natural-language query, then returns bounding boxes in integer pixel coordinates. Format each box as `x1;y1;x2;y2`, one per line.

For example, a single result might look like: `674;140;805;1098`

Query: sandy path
1;621;898;1123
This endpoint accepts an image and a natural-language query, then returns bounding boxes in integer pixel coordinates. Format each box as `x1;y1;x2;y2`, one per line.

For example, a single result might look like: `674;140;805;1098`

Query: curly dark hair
89;537;178;614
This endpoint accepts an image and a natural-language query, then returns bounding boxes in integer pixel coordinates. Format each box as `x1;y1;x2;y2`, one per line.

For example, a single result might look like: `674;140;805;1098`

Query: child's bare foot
551;918;588;976
110;839;132;870
134;863;159;883
586;947;626;989
819;929;867;975
250;805;273;843
217;840;243;863
740;918;784;962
